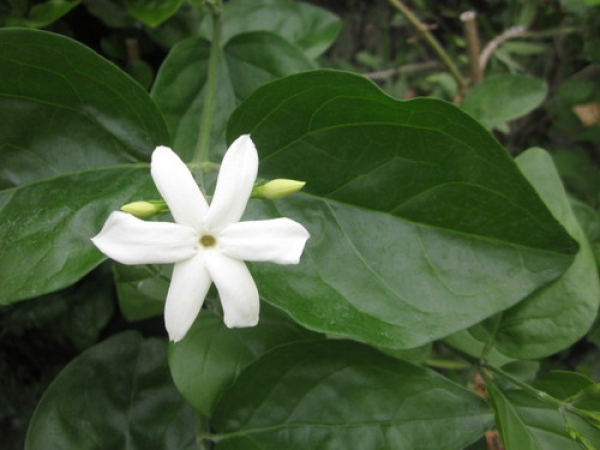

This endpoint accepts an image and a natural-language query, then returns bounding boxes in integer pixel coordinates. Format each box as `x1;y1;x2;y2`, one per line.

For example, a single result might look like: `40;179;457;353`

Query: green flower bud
253;179;306;200
120;200;167;218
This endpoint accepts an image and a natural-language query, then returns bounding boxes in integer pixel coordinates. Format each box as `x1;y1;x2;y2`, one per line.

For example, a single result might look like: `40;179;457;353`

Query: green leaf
151;32;315;162
0;29;169;304
0;29;169;189
25;332;198;450
494;149;599;358
168;305;319;417
533;371;594;400
487;382;600;450
0;166;157;305
209;340;492;449
123;0;184;27
198;0;342;59
461;74;547;129
227;70;578;349
113;263;170;321
5;0;80;28
446;148;600;360
84;0;137;28
145;3;203;48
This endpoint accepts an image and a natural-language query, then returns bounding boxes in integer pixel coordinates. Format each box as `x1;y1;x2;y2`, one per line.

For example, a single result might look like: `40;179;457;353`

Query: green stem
192;1;223;187
480;313;502;362
483;363;599;422
388;0;467;95
483;363;562;407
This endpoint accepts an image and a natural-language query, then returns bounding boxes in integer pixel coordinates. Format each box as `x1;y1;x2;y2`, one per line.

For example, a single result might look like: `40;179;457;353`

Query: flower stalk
192;0;223;187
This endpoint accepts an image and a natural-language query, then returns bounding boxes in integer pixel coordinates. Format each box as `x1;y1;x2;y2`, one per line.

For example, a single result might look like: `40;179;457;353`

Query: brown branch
460;11;483;84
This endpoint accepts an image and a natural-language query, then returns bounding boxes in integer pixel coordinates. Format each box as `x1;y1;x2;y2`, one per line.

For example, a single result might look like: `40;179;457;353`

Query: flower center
200;234;217;248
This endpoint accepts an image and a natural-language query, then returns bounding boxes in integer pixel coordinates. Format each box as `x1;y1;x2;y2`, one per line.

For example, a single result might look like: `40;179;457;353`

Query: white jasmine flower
92;135;309;342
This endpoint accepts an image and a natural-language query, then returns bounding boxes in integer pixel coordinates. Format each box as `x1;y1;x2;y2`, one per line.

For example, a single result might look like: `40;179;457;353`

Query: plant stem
388;0;467;95
192;1;222;187
483;363;563;407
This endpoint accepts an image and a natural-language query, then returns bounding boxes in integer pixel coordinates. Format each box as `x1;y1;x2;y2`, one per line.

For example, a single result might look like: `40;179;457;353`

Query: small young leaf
5;0;80;28
461;74;547;130
113;263;170;321
197;0;342;59
123;0;184;27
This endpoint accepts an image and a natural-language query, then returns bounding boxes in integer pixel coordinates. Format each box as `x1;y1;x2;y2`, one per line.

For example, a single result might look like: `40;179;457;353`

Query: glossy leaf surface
0;29;169;304
0;29;169;189
151;32;315;162
168;306;318;416
210;340;492;449
0;166;156;304
25;332;198;450
227;70;578;348
461;74;547;129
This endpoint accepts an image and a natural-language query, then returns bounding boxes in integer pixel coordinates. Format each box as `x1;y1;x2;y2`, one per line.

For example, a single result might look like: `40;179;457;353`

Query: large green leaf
197;0;342;60
226;70;578;349
151;32;315;163
0;29;169;304
0;29;169;189
168;306;319;417
461;74;547;130
0;166;156;305
209;340;492;449
25;332;198;450
446;148;599;359
487;382;600;450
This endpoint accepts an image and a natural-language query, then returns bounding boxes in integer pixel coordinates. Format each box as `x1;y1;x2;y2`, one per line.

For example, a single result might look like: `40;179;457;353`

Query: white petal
151;146;208;230
219;218;310;265
204;135;258;233
204;251;259;328
164;254;212;342
91;211;198;265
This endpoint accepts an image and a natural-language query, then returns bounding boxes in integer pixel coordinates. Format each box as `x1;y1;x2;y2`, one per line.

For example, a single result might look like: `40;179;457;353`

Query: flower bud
253;179;306;200
120;200;166;218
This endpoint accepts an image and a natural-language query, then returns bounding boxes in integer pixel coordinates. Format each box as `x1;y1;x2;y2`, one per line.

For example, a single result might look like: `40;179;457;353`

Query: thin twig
388;0;467;96
479;26;527;73
363;60;441;79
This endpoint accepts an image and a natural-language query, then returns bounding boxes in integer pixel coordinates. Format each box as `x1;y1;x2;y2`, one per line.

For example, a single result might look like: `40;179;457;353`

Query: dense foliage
1;1;599;449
